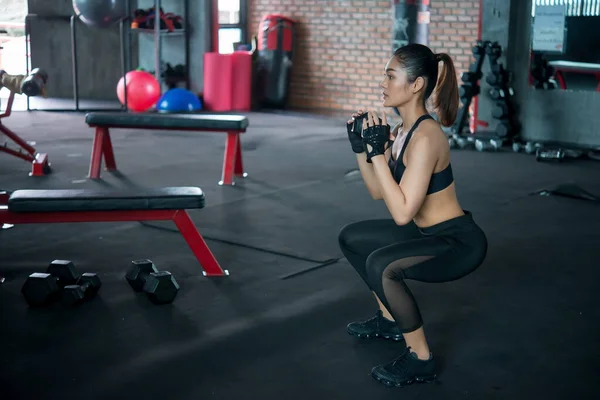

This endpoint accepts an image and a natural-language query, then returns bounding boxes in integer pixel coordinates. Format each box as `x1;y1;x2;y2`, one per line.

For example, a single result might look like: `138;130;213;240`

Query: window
532;0;600;17
218;0;247;54
0;0;28;98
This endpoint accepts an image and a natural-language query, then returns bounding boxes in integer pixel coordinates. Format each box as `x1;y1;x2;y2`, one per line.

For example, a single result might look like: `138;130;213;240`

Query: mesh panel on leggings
381;255;436;332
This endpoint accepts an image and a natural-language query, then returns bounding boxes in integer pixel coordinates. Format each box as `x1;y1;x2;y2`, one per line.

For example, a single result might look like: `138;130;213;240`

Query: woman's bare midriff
390;121;465;228
412;183;465;228
403;128;464;228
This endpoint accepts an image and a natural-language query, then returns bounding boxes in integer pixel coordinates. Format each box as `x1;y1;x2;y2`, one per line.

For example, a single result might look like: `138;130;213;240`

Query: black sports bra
387;114;454;195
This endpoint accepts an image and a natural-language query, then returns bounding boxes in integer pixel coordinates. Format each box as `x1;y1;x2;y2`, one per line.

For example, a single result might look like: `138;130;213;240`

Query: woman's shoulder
408;118;447;153
415;117;446;139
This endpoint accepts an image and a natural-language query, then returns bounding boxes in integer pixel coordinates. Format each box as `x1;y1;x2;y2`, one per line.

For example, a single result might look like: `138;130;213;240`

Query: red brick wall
248;0;480;115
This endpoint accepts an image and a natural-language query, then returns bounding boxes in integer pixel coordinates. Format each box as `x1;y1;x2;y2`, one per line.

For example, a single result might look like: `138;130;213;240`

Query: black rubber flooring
0;109;599;400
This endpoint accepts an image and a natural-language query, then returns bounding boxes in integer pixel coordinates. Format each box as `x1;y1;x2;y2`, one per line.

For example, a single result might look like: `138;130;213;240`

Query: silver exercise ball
73;0;127;28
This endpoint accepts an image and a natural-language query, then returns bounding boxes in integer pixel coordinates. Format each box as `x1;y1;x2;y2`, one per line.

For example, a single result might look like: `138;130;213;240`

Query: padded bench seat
85;112;249;131
8;186;205;213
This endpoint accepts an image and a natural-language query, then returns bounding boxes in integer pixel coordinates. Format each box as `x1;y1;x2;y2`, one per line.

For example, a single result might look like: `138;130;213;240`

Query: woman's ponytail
433;53;459;127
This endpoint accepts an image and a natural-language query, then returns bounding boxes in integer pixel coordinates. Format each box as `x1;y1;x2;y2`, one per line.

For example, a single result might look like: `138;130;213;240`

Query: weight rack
448;40;521;152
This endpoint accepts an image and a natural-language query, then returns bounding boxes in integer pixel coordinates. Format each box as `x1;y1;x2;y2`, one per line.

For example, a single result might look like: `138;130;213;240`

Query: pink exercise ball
116;70;161;112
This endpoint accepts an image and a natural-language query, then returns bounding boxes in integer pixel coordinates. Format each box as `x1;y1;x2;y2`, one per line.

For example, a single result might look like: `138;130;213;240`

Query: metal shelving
131;0;190;90
22;0;191;111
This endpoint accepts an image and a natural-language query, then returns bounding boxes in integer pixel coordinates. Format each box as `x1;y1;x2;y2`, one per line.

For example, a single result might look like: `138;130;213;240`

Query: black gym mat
1;110;599;400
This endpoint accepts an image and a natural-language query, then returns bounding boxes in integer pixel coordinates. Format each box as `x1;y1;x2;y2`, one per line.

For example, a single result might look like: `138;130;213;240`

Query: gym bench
0;91;51;176
85;112;249;186
0;186;228;277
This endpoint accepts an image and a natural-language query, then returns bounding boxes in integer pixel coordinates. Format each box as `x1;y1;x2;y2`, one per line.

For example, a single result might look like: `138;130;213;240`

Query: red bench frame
548;61;600;92
86;122;248;186
0;191;228;277
0;91;50;176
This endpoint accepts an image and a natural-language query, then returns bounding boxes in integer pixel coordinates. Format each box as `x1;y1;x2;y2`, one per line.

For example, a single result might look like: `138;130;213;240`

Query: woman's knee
338;221;365;251
365;251;389;289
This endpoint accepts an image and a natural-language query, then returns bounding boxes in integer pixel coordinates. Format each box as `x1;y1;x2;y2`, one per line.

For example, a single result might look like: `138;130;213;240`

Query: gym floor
0;110;598;400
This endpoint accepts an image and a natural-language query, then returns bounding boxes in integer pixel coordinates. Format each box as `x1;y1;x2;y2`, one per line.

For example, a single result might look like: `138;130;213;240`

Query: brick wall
430;2;481;73
248;0;480;115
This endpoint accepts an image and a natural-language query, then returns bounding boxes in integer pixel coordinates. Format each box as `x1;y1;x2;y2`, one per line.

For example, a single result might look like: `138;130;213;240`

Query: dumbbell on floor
533;147;583;162
512;141;539;154
125;259;180;305
21;259;80;307
475;138;503;152
62;273;102;306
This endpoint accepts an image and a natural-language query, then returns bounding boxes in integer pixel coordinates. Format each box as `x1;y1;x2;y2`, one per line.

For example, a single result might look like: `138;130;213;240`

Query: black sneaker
346;310;404;341
371;347;437;388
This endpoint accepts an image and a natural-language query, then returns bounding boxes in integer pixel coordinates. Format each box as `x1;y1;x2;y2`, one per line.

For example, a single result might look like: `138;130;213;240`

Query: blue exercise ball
73;0;127;28
156;89;202;113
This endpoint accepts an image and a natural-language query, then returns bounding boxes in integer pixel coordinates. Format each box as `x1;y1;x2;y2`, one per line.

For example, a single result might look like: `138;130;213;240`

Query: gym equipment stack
449;40;521;152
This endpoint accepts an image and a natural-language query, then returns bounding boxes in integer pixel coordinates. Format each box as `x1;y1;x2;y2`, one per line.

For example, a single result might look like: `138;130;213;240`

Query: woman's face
380;56;422;108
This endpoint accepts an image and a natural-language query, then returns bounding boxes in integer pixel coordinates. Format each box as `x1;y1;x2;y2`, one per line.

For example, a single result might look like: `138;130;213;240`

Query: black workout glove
362;123;391;162
346;119;365;154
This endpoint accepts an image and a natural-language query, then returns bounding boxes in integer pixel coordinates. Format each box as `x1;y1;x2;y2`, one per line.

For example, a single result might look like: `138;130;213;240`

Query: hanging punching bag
392;0;430;51
391;0;431;115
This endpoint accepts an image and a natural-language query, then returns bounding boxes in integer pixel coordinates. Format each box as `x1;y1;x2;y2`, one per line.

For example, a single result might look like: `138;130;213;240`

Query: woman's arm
355;152;383;199
371;134;437;224
362;110;437;225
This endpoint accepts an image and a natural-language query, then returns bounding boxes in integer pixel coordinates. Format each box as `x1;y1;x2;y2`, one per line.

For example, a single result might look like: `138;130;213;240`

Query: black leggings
338;211;488;333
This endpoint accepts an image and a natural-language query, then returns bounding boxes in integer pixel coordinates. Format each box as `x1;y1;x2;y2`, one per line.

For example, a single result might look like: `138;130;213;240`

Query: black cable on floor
531;183;600;203
137;221;336;264
279;258;341;280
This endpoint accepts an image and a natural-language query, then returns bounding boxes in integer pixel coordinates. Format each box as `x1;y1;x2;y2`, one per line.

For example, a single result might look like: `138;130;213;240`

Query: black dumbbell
489;64;503;75
21;273;61;307
489;88;504;100
495;120;512;137
459;83;480;100
486;73;506;87
47;260;81;288
485;41;503;58
461;71;482;83
512;141;538;154
21;67;48;97
21;260;80;307
492;103;509;119
472;41;486;55
62;273;102;306
125;259;180;305
475;138;502;152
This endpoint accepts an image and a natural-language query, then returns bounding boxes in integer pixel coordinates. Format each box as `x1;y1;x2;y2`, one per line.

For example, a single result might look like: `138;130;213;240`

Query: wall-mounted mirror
529;0;600;92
